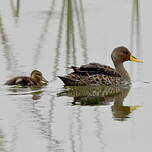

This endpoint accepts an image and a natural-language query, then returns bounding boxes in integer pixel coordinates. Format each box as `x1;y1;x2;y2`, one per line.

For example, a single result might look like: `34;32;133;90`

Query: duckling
58;46;143;86
5;70;48;87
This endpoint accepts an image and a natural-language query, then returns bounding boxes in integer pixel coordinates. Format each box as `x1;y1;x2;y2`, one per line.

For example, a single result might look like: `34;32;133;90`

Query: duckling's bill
130;56;143;63
42;77;48;83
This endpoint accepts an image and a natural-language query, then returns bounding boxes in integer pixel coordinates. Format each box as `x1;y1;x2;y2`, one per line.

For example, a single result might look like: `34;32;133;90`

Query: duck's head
111;46;143;66
31;70;48;84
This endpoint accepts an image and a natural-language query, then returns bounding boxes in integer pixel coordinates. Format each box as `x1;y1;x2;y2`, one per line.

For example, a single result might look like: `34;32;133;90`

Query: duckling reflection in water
58;46;143;86
57;86;141;121
5;70;48;87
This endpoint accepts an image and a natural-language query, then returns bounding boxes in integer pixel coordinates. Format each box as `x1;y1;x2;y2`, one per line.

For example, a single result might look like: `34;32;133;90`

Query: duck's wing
71;63;121;77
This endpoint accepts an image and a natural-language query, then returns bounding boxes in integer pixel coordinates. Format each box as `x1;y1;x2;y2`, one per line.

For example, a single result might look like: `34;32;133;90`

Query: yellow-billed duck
5;70;48;86
58;46;143;86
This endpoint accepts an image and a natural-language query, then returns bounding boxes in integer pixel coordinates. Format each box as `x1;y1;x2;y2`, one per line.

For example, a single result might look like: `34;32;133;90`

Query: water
0;0;151;152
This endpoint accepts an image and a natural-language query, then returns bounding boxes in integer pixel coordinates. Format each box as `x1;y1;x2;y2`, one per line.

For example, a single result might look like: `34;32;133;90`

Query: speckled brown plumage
58;46;142;86
58;71;122;86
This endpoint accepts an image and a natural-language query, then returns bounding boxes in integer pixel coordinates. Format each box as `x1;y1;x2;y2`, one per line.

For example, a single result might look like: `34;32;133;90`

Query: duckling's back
5;76;34;86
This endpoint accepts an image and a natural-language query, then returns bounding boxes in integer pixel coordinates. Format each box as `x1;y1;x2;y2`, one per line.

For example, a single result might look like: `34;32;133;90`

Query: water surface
0;0;151;152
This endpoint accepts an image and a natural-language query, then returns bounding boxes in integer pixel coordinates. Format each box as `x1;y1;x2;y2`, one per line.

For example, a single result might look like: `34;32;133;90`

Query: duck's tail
58;76;80;86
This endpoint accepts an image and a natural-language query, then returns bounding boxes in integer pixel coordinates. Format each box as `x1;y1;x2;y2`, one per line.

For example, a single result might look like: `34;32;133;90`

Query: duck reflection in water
111;91;141;121
57;85;141;121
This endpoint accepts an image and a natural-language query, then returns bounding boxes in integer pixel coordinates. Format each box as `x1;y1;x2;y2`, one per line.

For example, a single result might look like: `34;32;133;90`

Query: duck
58;46;143;86
5;70;48;87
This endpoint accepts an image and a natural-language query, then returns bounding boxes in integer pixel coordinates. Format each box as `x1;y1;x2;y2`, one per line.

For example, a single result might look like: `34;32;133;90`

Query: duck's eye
123;51;129;55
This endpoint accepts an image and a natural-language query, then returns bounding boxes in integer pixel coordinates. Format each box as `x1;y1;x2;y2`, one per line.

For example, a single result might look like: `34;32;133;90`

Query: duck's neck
114;63;131;81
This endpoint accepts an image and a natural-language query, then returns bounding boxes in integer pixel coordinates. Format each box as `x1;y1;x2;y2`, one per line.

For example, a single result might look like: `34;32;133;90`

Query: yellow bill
129;105;142;112
130;56;143;63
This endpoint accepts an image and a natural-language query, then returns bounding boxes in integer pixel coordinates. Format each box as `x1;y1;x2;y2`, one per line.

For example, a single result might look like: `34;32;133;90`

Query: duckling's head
31;70;48;84
111;46;143;66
